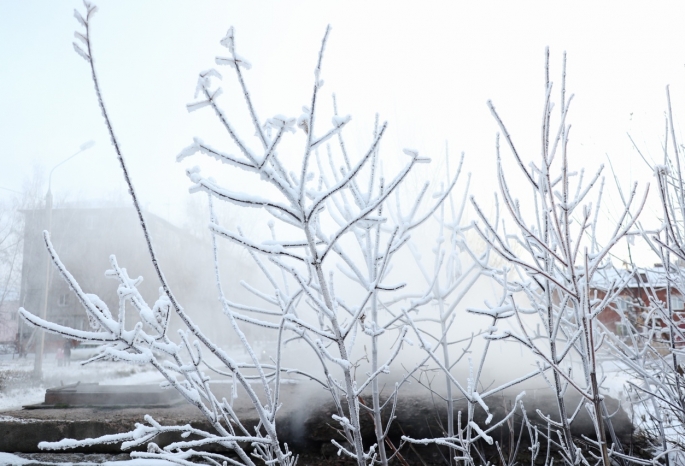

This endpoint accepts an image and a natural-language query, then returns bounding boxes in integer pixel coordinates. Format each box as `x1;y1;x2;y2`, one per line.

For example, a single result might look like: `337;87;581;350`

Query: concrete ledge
0;405;215;453
25;383;184;409
0;386;635;458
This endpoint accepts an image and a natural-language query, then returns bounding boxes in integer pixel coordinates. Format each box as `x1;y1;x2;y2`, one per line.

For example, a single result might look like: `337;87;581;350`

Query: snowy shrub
470;51;650;465
18;3;684;466
18;3;486;465
602;86;685;464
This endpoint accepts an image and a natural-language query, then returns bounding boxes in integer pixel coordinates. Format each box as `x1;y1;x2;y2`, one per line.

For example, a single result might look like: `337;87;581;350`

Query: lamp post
33;140;95;378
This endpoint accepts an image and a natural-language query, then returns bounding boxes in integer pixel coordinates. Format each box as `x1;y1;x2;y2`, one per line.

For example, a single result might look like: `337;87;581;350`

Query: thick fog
0;0;684;393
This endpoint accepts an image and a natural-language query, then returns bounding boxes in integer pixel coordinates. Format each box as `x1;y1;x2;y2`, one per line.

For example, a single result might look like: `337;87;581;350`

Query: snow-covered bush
470;51;649;465
20;3;681;465
18;3;486;465
601;86;685;464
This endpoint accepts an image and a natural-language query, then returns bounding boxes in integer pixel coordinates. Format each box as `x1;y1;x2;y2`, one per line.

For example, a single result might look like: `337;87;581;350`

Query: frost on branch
21;4;485;466
604;85;685;462
471;49;649;466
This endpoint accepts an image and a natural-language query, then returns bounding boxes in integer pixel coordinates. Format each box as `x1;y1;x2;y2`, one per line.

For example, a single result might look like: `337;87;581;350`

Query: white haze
4;5;683;464
1;0;684;395
1;1;685;264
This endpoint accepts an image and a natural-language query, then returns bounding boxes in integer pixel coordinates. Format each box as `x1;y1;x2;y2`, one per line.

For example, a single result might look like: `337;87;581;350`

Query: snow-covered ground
0;346;165;411
0;348;180;464
0;345;651;464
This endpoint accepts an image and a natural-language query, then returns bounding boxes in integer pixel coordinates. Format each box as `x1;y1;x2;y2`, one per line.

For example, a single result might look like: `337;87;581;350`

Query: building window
672;296;684;311
615;322;630;337
617;298;633;314
58;293;70;307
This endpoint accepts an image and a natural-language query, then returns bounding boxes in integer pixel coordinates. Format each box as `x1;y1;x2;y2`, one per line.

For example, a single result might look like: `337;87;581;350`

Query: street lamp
33;140;95;378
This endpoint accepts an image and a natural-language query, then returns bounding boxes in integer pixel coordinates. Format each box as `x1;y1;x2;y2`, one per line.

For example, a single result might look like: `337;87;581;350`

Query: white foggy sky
1;1;685;264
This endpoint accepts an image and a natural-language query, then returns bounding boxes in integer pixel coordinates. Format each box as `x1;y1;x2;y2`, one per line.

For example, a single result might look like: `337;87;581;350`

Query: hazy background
1;1;683;406
2;1;685;265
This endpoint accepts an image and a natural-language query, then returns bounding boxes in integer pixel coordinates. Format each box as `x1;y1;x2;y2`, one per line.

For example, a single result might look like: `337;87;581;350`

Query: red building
593;266;685;346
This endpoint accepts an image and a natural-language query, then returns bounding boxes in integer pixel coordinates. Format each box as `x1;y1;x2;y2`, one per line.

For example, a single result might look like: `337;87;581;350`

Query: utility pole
33;141;94;379
33;191;52;377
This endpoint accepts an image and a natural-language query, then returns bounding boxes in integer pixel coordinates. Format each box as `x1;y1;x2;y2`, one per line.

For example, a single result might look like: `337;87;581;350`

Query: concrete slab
24;383;184;409
0;382;301;454
0;383;636;460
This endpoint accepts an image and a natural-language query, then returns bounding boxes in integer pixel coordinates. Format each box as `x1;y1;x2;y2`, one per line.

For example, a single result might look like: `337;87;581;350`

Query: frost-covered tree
603;86;685;464
0;170;44;348
394;162;540;465
17;3;484;465
470;51;649;466
0;201;24;344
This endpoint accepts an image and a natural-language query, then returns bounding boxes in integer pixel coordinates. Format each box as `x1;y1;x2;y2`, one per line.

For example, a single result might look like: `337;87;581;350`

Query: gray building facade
18;206;225;349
